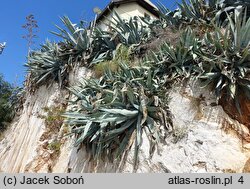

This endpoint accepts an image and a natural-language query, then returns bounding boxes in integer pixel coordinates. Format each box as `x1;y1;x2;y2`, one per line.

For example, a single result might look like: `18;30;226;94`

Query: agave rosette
64;62;172;168
199;8;250;111
108;12;152;46
26;40;68;87
149;28;200;80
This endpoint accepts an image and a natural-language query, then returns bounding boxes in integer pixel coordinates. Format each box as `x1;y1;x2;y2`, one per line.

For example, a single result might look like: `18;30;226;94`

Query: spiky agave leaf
198;9;250;113
26;40;68;87
227;7;250;49
216;0;250;23
90;28;117;64
64;62;173;169
156;2;182;28
178;0;218;24
148;27;201;80
148;0;249;29
108;12;151;46
51;16;92;56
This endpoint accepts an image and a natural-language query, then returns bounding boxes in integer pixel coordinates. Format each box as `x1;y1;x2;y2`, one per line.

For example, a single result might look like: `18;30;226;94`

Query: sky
0;0;178;86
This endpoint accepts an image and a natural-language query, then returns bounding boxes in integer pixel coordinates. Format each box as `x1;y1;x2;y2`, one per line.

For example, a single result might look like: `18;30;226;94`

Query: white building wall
96;2;158;31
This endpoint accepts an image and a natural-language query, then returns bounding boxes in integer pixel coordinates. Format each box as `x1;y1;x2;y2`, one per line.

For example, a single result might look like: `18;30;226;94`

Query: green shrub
41;106;65;133
93;45;131;77
93;61;119;78
0;75;15;132
48;140;61;153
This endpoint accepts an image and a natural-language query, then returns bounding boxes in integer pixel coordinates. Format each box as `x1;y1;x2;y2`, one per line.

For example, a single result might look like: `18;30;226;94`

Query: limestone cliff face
0;83;65;172
0;69;250;173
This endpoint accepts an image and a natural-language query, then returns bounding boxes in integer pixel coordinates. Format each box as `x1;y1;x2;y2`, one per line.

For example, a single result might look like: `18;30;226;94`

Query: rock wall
54;81;250;173
0;69;250;173
0;83;65;172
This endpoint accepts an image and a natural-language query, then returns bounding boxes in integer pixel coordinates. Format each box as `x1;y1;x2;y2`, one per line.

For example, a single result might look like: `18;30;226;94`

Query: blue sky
0;0;178;86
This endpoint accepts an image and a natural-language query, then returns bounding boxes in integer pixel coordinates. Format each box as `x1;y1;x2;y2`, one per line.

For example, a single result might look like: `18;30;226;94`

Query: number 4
238;176;244;184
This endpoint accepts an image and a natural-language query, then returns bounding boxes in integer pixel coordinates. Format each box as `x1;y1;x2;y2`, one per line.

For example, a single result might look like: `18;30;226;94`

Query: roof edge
96;0;159;23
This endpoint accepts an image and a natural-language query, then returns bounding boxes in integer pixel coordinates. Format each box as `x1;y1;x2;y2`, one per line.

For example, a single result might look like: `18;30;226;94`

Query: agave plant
178;0;219;24
227;8;250;49
216;0;250;23
109;12;152;46
155;2;182;28
198;9;250;112
152;0;250;29
90;28;117;64
26;40;68;87
148;0;220;30
51;16;92;58
149;28;200;80
140;15;164;32
64;62;173;169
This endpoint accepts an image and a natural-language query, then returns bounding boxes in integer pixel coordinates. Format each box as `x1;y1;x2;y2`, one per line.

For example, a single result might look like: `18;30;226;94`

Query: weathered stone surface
220;94;250;129
54;82;250;173
243;158;250;173
0;84;63;172
68;67;92;86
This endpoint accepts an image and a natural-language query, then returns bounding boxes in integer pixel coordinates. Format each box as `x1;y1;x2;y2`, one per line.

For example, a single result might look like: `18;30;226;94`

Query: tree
0;75;13;131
